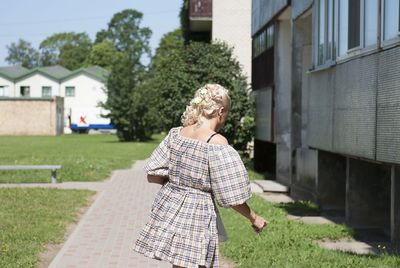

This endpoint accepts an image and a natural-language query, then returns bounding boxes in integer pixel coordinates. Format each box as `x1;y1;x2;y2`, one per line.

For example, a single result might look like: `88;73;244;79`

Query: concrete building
252;0;400;244
0;65;110;134
187;0;252;83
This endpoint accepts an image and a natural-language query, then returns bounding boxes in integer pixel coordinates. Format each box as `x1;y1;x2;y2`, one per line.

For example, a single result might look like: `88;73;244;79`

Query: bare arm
232;202;268;232
147;175;168;185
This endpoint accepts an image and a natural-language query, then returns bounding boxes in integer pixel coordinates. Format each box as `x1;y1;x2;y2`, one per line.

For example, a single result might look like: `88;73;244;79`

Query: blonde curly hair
181;84;231;127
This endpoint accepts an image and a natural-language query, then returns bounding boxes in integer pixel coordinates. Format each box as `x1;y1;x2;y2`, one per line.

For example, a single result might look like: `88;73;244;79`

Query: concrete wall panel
213;0;252;83
346;158;391;229
254;88;273;141
275;17;292;185
0;97;63;135
332;56;377;159
377;47;400;164
308;69;334;151
252;0;288;35
292;0;313;20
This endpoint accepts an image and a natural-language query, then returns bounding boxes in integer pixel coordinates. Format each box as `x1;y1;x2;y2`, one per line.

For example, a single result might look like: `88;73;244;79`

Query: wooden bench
0;165;62;184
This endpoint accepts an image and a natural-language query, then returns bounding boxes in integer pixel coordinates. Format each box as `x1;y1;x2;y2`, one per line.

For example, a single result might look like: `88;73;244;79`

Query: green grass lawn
0;188;94;268
0;133;162;267
241;157;271;181
219;195;400;268
0;133;163;183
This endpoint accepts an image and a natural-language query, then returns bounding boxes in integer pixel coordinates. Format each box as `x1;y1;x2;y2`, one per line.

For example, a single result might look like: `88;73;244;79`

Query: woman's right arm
231;203;268;233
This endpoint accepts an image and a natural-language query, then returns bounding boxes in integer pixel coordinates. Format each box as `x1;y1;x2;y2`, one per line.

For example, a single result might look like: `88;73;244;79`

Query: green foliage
0;188;93;268
219;195;400;267
147;34;255;150
95;9;152;62
84;40;124;71
96;9;152;141
39;32;92;69
0;133;163;183
102;56;148;141
5;39;40;68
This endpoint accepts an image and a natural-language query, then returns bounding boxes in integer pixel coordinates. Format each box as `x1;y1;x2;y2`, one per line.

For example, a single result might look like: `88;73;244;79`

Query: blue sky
0;0;182;67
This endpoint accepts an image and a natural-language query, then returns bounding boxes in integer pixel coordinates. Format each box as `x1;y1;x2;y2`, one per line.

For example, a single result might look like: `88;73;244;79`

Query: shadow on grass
275;200;321;216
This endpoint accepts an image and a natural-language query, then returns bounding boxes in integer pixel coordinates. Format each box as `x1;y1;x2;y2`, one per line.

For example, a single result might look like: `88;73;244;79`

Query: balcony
188;0;212;32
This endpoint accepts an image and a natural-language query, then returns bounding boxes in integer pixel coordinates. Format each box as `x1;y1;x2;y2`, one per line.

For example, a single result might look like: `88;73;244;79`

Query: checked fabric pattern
134;126;251;268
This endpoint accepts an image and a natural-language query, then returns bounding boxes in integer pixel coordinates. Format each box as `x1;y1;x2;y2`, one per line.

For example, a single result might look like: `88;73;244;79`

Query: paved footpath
49;160;171;268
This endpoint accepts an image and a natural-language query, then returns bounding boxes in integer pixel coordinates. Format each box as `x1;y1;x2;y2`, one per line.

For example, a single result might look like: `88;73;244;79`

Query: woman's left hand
251;214;268;233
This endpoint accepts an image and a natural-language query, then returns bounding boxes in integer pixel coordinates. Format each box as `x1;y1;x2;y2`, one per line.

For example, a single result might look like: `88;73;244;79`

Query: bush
147;34;255;151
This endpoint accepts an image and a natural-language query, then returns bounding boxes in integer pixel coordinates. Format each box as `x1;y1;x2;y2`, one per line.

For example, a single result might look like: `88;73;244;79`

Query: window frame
252;24;274;59
381;0;400;47
313;0;400;69
41;86;52;97
20;86;30;97
0;86;7;97
315;0;336;68
65;86;75;97
363;0;380;49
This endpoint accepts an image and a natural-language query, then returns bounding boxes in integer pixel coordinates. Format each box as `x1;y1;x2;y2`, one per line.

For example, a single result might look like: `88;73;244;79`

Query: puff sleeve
208;146;252;208
143;129;171;177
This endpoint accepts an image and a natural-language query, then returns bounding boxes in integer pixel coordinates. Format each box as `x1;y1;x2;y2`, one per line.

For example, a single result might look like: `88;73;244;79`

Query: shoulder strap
206;132;219;143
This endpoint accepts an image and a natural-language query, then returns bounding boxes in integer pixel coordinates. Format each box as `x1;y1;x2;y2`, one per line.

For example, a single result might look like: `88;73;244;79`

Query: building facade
187;0;252;84
252;0;399;243
0;65;110;134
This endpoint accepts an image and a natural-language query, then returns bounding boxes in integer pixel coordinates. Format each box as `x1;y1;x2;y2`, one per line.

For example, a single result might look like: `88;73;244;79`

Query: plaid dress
134;126;251;268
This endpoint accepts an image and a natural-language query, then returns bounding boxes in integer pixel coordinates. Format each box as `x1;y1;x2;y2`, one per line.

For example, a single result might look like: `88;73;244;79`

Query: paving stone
257;192;294;204
315;239;379;255
250;182;263;193
287;215;345;225
43;160;236;268
254;179;289;193
48;161;170;268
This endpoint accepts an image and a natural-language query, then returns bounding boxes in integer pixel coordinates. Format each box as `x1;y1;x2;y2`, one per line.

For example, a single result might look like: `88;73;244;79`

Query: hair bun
181;84;230;126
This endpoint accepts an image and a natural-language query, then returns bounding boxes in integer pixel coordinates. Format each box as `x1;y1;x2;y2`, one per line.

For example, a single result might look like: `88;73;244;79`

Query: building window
383;0;400;41
266;25;274;49
338;0;348;56
317;0;326;65
320;0;381;62
252;24;274;58
317;0;335;65
348;0;361;49
42;86;52;97
364;0;379;46
20;86;30;97
65;86;75;97
327;0;335;59
0;86;7;96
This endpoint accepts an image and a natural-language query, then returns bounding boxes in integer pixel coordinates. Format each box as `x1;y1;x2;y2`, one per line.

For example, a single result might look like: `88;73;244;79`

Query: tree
5;39;40;68
39;32;92;69
97;9;152;141
84;40;124;71
151;29;184;70
146;33;255;151
95;9;152;63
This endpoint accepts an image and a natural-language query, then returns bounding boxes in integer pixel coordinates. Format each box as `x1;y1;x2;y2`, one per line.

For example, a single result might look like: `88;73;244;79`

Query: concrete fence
0;96;64;136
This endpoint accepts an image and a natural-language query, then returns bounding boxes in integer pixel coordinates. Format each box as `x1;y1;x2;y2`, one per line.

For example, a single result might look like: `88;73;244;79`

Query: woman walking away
133;84;268;268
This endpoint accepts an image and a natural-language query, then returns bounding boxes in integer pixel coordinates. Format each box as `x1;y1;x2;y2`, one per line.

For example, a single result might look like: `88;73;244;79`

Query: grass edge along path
219;195;400;268
0;188;95;268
